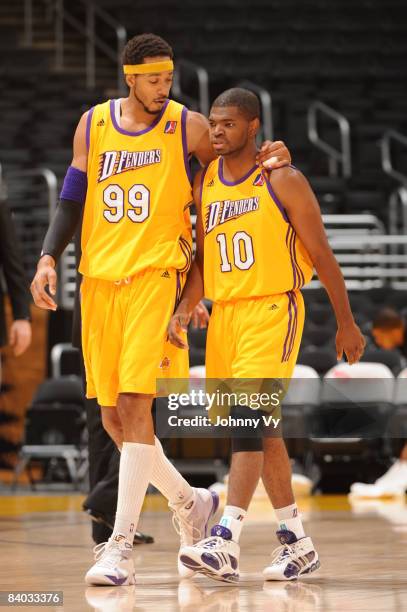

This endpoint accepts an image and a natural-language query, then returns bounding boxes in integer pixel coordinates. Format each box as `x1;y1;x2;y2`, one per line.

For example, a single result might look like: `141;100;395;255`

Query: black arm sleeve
41;198;83;263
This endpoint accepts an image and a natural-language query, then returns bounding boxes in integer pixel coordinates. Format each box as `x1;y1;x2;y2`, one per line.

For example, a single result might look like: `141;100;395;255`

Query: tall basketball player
168;88;366;582
30;36;291;586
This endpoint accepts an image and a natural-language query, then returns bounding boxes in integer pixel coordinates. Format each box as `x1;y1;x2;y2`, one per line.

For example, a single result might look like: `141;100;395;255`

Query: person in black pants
0;199;32;378
71;230;153;545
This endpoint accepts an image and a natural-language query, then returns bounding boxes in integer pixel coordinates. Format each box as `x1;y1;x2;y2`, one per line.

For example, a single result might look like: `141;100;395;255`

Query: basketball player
30;35;291;586
168;88;366;582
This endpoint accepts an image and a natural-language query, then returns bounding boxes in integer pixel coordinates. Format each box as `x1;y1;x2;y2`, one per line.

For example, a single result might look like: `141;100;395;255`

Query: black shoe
84;507;154;545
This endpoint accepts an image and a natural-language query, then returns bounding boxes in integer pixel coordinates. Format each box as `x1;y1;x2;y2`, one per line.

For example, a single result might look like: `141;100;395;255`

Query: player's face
372;326;404;350
131;55;173;115
208;107;256;156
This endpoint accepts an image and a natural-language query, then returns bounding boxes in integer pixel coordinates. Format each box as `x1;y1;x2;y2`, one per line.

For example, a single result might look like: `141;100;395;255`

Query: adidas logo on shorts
268;303;279;310
161;270;171;278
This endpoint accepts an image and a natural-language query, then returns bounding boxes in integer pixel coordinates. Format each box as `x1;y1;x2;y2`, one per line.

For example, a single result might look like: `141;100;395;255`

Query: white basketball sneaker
170;488;219;578
263;530;320;581
350;460;407;498
85;534;136;586
179;524;240;583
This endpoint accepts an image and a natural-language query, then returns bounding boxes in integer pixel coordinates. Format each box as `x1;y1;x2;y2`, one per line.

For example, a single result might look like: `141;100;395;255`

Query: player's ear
248;117;260;138
125;74;137;89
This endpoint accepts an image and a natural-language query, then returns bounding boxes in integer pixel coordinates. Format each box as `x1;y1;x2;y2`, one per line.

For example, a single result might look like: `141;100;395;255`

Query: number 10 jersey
201;158;314;302
80;98;192;280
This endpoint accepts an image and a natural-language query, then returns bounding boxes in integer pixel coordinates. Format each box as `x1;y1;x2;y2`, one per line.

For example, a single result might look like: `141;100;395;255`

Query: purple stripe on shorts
286;292;298;361
282;291;293;362
86;106;95;151
181;106;192;184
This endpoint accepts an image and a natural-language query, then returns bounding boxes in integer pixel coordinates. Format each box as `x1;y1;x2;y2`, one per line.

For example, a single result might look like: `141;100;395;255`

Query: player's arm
168;169;206;349
186;110;292;168
269;167;366;365
31;111;89;310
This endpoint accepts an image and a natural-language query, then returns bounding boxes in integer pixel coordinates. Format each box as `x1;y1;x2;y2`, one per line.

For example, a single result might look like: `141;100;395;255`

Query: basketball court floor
0;494;406;611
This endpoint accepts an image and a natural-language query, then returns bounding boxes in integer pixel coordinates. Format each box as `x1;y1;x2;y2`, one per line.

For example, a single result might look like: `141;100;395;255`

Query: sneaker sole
263;559;321;581
180;556;239;584
85;573;136;586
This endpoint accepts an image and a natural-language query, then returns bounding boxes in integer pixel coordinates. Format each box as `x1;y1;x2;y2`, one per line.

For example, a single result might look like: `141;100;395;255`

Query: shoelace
194;536;226;550
171;510;202;547
92;541;127;568
270;543;296;566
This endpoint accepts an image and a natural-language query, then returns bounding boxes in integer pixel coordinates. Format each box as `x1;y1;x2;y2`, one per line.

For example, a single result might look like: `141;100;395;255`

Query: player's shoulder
267;165;309;192
187;110;209;131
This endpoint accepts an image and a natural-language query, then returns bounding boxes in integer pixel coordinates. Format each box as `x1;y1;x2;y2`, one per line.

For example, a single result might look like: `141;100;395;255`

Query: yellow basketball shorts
80;268;189;406
206;290;305;381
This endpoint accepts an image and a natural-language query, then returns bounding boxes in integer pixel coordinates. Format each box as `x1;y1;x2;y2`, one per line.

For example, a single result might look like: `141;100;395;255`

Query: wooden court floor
0;494;406;612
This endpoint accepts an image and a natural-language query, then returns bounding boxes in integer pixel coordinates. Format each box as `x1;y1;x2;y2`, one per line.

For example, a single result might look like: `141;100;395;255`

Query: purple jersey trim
86;106;95;151
218;157;258;186
60;166;88;204
110;98;169;136
199;165;209;206
265;175;289;222
181;106;192;184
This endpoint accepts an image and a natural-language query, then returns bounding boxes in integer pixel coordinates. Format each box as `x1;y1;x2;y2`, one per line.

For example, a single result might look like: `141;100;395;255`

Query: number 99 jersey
79;98;192;280
201;158;314;302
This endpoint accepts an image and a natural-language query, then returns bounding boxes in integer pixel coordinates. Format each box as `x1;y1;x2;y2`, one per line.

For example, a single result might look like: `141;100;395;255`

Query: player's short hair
372;307;404;330
122;33;173;65
211;88;260;121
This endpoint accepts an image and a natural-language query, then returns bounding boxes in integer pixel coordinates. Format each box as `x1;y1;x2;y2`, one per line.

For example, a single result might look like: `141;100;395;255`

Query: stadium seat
298;346;338;375
360;348;402;376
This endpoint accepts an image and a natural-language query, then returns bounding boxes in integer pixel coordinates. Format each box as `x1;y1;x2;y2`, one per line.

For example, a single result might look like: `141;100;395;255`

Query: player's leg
262;436;319;580
261;292;319;580
85;393;155;586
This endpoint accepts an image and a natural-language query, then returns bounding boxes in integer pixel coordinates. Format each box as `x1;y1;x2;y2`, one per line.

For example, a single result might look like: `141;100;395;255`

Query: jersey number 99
103;184;150;223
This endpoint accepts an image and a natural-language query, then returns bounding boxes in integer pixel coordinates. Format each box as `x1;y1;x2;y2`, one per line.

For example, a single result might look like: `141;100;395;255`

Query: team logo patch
159;357;171;370
164;120;177;134
253;172;265;186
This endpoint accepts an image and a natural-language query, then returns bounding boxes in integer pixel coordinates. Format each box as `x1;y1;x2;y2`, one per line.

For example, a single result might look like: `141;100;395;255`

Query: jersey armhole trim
265;174;289;222
86;107;95;152
181;107;192;185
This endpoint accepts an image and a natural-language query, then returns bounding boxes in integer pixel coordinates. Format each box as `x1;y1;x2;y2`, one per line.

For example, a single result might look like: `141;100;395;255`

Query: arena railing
381;130;407;237
172;59;210;116
307;101;352;178
24;0;127;94
237;81;273;141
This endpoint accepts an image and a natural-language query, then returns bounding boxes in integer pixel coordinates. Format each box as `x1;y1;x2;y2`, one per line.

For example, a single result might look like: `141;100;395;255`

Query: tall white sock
218;505;246;542
112;442;155;543
275;503;305;540
150;436;194;504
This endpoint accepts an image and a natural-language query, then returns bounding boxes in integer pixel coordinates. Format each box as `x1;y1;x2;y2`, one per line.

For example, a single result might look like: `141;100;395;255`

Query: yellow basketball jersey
201;158;313;302
79;99;192;280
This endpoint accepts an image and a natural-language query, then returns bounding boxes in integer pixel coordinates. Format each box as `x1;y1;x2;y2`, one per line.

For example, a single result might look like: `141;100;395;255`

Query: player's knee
230;405;264;453
117;392;153;426
101;409;122;442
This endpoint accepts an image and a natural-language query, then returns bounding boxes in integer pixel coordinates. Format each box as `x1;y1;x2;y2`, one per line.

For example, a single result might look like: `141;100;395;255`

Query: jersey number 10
216;231;255;272
103;184;150;223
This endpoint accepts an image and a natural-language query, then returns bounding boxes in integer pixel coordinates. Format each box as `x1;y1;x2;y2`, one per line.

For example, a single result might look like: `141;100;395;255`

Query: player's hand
256;140;291;170
191;301;209;329
31;255;58;311
336;322;366;365
168;311;190;349
9;319;32;356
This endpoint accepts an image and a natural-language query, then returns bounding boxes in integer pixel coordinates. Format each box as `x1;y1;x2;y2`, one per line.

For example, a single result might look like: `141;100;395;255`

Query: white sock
218;505;246;542
150;436;194;504
275;503;305;540
112;442;155;543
